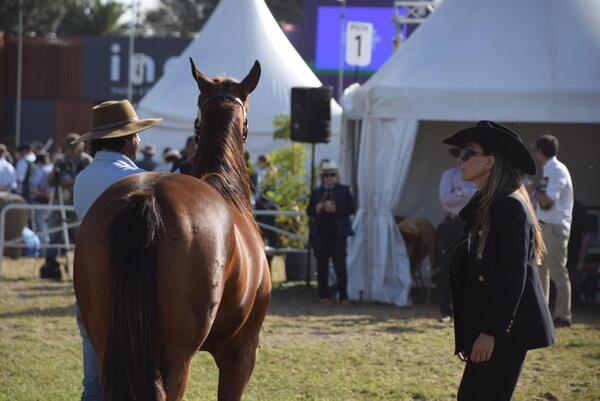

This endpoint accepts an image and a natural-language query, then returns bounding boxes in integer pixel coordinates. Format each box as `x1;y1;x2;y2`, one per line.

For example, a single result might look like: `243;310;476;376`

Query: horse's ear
189;57;211;89
239;60;261;96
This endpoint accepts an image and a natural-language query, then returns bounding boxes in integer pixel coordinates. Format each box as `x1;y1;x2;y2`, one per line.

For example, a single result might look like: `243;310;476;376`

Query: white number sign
345;21;374;67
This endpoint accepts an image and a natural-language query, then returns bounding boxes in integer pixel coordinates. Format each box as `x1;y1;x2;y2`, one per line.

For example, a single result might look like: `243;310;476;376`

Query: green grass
0;259;598;401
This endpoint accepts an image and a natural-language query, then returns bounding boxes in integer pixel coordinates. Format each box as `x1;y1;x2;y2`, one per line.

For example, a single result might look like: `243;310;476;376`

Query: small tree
264;114;309;249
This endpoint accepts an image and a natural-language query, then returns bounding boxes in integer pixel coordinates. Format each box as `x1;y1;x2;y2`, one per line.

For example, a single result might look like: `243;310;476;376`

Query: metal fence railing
0;205;308;279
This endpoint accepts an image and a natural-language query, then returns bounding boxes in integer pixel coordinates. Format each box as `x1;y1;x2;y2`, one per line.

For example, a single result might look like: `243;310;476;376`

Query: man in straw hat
72;99;161;400
307;161;356;305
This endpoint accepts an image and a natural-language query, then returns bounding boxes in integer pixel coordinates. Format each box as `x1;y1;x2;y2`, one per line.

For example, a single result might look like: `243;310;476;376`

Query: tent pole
127;0;138;102
336;0;346;101
365;118;375;301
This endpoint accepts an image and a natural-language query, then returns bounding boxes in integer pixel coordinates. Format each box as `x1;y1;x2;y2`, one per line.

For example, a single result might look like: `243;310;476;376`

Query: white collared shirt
0;157;17;191
536;156;574;230
73;150;144;219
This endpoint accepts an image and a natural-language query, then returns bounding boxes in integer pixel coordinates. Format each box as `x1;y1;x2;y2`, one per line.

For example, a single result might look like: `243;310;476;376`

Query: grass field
0;258;599;401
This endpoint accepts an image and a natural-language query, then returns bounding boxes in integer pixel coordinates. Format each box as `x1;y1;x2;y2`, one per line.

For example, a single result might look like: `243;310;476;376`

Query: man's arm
439;169;469;209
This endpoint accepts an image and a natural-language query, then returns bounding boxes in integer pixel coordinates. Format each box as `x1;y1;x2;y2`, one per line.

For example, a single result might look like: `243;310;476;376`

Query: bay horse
73;59;271;401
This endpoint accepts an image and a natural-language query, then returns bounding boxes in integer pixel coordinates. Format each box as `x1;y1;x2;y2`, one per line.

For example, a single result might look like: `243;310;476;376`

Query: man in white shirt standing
72;99;162;401
534;135;574;327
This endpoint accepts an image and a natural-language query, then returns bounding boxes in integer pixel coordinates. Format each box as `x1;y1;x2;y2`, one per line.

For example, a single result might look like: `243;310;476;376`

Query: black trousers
457;349;527;401
436;215;464;316
312;235;348;300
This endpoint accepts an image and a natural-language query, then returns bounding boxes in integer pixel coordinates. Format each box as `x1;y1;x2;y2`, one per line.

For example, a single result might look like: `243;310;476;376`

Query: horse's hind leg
161;349;193;401
213;333;260;401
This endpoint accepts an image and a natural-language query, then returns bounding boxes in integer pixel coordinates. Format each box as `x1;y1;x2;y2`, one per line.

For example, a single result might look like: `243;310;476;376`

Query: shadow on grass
0;304;75;319
268;281;440;326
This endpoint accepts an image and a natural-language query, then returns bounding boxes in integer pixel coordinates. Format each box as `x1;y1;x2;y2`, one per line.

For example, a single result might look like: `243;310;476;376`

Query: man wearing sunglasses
436;148;477;322
307;161;356;305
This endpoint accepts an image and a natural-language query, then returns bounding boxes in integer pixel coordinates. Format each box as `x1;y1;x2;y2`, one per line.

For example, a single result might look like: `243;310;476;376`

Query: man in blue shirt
72;99;162;401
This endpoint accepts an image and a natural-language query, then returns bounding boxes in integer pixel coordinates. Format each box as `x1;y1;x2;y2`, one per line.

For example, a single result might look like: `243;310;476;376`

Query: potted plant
263;114;312;280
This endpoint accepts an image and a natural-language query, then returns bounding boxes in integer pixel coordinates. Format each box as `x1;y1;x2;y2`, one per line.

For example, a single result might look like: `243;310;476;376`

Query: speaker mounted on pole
290;86;332;144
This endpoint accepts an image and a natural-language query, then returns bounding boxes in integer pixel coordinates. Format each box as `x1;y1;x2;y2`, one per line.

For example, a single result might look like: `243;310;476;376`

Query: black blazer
450;192;555;356
307;184;356;239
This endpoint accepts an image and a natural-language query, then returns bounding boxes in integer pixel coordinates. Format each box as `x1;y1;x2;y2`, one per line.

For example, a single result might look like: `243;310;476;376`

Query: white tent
341;0;600;306
138;0;342;162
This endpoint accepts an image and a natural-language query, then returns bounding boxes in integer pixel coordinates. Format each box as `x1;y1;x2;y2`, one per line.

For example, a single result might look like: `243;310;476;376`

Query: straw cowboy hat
321;161;339;174
71;100;162;145
443;120;536;175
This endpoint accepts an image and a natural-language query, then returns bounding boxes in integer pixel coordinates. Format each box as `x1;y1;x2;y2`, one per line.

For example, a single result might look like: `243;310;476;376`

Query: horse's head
190;58;261;141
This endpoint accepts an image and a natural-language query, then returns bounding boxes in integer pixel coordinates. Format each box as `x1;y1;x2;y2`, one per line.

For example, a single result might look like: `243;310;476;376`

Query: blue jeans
75;304;101;401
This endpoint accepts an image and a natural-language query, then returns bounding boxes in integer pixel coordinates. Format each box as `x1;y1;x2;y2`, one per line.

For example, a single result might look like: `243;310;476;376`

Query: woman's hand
470;333;495;363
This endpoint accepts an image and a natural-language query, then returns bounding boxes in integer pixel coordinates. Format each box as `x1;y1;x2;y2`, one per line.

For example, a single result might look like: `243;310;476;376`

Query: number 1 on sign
346;21;373;67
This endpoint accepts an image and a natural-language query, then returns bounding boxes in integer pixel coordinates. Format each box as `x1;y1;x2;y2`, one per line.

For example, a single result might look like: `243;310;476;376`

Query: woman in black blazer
443;121;555;401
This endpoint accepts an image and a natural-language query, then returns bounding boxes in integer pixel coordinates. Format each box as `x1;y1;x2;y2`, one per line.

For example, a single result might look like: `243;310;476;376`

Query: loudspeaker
290;86;332;144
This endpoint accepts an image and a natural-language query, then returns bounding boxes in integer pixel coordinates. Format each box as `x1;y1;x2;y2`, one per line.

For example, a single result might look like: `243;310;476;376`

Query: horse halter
197;93;249;142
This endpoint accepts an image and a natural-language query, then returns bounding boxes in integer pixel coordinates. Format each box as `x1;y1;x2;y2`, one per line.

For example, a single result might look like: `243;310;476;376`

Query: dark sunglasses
322;173;337;178
458;147;487;162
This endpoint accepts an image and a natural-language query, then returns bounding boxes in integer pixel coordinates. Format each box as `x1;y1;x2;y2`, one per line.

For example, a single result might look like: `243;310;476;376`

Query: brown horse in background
73;59;271;401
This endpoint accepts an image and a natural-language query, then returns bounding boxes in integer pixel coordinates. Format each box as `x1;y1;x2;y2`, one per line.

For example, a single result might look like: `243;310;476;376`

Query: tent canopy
139;0;341;160
344;0;600;123
341;0;600;306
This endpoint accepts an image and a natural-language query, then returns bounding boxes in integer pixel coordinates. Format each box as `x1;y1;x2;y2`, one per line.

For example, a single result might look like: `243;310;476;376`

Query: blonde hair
476;149;546;265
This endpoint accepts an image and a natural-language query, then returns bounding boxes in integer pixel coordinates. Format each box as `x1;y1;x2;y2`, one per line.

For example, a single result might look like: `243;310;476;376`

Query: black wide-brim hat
442;121;536;175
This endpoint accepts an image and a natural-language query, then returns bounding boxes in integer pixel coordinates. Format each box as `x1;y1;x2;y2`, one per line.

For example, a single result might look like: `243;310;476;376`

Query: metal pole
306;142;316;287
126;0;138;102
15;0;24;146
336;0;346;101
57;187;72;279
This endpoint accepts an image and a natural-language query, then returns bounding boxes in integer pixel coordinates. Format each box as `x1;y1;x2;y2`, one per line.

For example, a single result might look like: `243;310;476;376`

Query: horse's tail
103;190;165;401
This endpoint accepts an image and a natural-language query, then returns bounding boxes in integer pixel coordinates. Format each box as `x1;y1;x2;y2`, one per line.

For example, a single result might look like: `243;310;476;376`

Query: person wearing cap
443;121;554;401
135;143;158;171
41;133;93;280
436;148;477;322
71;99;162;401
0;144;17;192
307;161;356;305
532;135;574;328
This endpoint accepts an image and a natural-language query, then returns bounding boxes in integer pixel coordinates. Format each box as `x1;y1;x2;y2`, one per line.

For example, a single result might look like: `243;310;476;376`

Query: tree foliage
0;0;126;37
142;0;304;38
143;0;218;38
0;0;65;35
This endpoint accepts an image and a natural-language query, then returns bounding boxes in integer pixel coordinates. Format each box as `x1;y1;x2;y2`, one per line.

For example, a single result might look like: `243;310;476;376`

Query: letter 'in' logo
110;42;155;85
110;43;121;82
